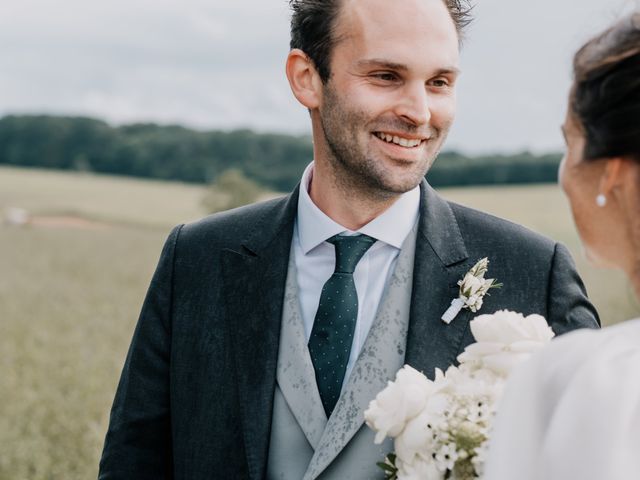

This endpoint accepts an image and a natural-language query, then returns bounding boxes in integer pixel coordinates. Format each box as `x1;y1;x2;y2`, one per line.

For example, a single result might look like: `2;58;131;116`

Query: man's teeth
375;132;422;148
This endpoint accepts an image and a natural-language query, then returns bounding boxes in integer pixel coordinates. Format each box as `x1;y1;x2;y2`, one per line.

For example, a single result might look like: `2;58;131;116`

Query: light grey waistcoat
267;225;417;480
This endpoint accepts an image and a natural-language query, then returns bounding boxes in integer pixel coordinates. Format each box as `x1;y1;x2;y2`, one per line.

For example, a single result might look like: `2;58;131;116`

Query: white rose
471;310;554;344
396;456;442;480
364;365;434;444
394;409;434;463
457;310;555;376
396;458;444;480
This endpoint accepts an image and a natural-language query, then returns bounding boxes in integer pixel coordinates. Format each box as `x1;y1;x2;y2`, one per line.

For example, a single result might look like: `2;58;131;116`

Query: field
0;166;635;479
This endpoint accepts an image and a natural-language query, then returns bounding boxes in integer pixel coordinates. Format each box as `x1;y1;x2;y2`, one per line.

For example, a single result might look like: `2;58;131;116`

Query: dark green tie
308;234;376;417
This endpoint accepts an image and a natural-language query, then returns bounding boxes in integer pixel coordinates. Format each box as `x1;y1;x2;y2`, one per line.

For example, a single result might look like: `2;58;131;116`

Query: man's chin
380;164;429;192
364;173;424;198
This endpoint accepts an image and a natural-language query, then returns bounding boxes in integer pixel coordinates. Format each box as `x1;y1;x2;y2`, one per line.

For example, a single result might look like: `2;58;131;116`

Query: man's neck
308;161;401;231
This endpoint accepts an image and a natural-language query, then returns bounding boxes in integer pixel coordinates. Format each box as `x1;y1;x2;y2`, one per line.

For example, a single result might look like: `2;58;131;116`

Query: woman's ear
286;49;322;109
599;158;625;196
598;157;640;215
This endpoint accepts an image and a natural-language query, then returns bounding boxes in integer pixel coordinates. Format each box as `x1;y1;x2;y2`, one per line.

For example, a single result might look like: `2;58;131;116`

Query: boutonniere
441;257;502;324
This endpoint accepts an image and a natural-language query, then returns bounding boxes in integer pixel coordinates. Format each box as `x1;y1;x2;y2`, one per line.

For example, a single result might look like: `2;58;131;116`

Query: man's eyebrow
355;59;460;76
433;67;461;76
356;59;410;71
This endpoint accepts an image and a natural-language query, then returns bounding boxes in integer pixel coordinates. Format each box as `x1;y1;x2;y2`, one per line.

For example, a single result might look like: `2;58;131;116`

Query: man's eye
372;72;398;82
430;78;450;88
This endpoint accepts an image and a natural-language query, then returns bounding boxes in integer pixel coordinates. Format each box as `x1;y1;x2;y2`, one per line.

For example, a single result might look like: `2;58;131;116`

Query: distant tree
0;114;562;190
202;169;265;213
0;115;115;170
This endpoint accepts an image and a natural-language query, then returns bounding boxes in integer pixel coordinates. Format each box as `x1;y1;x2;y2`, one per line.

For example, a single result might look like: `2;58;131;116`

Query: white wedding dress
484;318;640;480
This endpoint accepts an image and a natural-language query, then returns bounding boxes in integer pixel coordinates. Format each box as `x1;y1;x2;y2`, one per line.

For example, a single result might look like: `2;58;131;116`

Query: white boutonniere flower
441;258;502;324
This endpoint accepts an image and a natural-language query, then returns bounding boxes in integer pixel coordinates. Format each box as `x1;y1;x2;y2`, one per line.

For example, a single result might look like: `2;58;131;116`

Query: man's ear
286;49;323;109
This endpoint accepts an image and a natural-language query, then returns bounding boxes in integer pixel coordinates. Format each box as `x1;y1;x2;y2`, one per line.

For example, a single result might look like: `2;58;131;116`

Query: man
99;0;599;478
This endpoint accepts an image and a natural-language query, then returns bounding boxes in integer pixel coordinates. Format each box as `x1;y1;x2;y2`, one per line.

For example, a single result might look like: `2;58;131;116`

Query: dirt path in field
19;215;111;230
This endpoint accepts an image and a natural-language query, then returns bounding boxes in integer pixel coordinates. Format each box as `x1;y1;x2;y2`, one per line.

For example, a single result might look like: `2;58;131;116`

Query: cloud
0;0;636;152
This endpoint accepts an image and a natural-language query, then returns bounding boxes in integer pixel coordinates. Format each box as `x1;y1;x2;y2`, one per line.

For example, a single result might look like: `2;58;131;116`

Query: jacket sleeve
546;242;600;336
98;225;183;479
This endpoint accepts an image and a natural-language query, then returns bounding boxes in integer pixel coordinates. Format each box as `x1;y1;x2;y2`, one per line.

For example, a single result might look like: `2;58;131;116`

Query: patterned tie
308;234;376;417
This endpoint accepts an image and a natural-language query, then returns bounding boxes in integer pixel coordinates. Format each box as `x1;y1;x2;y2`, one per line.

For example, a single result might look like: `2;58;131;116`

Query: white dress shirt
293;162;420;386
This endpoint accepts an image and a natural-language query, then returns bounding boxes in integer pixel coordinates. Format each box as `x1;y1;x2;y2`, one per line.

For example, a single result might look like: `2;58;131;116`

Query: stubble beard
318;83;443;202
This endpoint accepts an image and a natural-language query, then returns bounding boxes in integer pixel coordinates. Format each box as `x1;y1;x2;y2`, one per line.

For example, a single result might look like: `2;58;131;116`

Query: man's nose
394;83;431;127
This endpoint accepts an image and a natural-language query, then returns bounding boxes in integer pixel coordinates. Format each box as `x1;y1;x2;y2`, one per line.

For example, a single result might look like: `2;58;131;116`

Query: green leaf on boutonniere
377;453;398;479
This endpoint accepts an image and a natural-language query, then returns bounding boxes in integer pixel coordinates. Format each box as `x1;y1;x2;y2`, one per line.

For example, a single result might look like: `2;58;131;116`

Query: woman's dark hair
289;0;473;83
571;13;640;161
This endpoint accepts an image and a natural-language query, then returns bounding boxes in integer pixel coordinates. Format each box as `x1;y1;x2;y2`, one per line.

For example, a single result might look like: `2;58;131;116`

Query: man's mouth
373;132;426;148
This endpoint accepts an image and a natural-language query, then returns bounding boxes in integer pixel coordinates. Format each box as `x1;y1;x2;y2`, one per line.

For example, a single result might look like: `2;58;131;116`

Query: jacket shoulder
175;194;293;252
447;200;557;254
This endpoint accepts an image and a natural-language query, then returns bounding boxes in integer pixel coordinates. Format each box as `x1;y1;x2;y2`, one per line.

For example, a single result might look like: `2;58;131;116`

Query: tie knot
328;234;376;274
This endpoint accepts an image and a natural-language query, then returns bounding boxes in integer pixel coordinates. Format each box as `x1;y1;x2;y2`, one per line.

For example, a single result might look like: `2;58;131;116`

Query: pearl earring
596;194;607;207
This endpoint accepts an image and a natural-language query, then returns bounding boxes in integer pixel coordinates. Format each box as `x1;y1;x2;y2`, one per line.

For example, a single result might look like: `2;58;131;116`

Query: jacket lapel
220;188;299;480
405;181;471;378
276;252;328;449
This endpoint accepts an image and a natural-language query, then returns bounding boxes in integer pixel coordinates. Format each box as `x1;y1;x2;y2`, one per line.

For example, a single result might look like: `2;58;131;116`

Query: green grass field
0;166;635;479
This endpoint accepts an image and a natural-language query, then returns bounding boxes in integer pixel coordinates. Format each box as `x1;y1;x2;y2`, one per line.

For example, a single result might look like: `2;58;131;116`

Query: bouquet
364;310;555;480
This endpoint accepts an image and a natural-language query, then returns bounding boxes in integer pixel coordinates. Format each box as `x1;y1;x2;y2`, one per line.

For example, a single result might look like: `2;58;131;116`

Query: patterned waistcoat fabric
267;225;418;479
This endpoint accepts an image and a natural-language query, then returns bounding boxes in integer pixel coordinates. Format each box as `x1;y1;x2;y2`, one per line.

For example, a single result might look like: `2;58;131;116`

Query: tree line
0;115;562;191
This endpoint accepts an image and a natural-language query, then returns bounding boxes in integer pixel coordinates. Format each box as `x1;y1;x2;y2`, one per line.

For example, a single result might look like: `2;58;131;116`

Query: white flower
434;443;459;472
396;457;442;480
467;399;492;423
470;310;554;344
472;440;490;476
457;310;555;376
368;310;555;479
364;365;435;444
467;296;483;313
442;258;501;324
395;409;436;463
468;257;489;277
460;274;484;296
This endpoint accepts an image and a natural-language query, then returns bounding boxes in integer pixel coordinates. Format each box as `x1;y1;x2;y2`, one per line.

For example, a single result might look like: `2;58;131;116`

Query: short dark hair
289;0;473;83
571;13;640;162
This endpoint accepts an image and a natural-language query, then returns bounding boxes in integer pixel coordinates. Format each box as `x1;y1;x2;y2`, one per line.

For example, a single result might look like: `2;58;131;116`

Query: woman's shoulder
544;318;640;362
487;322;640;480
525;318;640;400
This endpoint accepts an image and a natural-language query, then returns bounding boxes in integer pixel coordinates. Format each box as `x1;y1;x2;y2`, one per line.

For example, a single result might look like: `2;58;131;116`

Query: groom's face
317;0;460;195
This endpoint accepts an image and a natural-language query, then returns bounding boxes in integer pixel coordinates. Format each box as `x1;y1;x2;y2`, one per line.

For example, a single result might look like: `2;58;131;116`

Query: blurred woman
485;13;640;480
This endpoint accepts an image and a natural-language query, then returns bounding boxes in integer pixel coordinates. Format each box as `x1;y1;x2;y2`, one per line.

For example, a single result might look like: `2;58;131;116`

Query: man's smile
373;131;428;148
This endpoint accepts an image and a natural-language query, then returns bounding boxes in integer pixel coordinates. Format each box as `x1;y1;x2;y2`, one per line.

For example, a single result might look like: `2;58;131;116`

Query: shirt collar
296;162;420;254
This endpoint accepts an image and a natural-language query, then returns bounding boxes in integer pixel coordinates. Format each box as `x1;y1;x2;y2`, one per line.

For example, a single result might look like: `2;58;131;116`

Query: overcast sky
1;0;637;154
